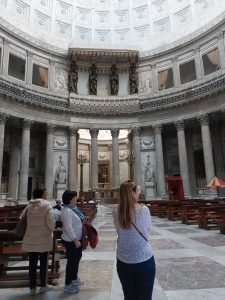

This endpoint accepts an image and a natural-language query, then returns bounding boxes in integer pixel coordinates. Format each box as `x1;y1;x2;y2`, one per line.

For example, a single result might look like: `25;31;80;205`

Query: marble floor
1;204;225;300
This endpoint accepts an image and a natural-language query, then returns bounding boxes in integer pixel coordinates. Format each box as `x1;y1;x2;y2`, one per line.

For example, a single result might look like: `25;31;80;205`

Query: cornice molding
1;71;225;116
69;48;139;64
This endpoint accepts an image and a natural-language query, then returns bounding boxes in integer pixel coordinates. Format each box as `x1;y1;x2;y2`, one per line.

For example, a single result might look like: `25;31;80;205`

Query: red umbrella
207;176;225;198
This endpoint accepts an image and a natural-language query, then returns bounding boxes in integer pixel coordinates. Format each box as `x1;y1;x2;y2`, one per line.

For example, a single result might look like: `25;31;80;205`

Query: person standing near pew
21;188;55;296
113;180;156;300
60;190;85;294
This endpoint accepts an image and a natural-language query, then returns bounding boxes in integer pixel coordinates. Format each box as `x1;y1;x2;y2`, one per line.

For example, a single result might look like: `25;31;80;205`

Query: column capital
131;127;141;136
174;120;184;131
3;38;9;46
89;128;99;138
198;113;209;126
172;56;178;63
50;60;55;66
152;123;162;134
27;50;33;58
217;31;224;41
23;119;33;130
68;126;78;136
46;124;56;134
194;46;200;54
111;128;120;138
0;113;9;124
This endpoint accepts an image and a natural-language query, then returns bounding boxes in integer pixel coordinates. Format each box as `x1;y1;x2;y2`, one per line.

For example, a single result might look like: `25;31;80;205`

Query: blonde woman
113;180;155;300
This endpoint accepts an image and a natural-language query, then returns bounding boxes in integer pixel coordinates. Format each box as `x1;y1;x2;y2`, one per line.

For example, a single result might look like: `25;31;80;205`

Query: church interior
1;0;225;299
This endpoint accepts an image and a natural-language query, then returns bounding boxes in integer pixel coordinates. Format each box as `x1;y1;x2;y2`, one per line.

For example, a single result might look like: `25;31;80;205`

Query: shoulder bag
13;208;27;237
132;222;149;243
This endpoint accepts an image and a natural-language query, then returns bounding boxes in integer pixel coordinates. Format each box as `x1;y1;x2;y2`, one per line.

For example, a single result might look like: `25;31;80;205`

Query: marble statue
89;64;97;95
129;63;138;94
55;156;67;184
110;64;119;95
142;160;154;183
69;61;78;93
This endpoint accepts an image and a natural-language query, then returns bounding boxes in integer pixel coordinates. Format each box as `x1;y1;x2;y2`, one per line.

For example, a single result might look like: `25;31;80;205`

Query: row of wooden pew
0;201;97;284
140;199;225;233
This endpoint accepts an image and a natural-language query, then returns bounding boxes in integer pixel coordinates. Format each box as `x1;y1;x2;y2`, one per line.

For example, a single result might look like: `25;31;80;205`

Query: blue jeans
117;256;156;300
61;239;82;285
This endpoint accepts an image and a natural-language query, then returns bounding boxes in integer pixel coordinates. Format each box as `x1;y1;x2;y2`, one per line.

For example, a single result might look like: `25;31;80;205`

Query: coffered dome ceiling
0;0;225;55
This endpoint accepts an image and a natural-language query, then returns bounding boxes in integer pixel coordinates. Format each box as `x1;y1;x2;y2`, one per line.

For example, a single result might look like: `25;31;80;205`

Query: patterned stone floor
1;204;225;299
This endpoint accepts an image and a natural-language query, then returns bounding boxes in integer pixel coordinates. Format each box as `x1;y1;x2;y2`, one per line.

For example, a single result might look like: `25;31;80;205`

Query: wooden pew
198;206;222;230
215;209;225;234
0;229;63;283
140;200;169;218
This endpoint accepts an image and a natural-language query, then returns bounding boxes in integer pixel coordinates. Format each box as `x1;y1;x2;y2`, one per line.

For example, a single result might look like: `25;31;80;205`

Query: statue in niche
89;64;97;95
55;156;67;185
129;63;138;94
142;155;154;183
110;64;119;95
69;61;78;93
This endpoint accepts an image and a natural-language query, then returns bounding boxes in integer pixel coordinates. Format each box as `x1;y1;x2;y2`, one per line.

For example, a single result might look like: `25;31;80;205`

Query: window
158;68;173;90
32;63;48;88
180;60;196;84
8;53;26;81
202;48;220;75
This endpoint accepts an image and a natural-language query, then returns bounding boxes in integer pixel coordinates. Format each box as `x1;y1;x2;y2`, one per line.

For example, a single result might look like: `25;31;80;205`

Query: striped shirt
113;205;153;264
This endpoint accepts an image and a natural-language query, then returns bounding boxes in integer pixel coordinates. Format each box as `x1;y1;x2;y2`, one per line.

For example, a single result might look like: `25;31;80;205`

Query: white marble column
132;127;142;187
49;60;55;91
111;129;120;188
198;114;215;183
90;129;99;190
153;124;166;197
8;130;20;199
0;113;8;190
194;47;204;79
175;120;191;197
2;39;9;76
18;119;32;202
151;64;158;93
45;124;55;199
26;51;33;85
172;56;181;87
68;126;78;191
217;32;225;69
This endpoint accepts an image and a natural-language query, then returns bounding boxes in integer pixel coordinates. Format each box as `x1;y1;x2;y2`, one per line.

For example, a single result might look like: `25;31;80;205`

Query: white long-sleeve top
113;205;153;264
60;206;82;242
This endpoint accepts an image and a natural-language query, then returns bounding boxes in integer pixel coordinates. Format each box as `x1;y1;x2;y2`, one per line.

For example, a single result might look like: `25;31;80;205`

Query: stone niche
141;128;156;199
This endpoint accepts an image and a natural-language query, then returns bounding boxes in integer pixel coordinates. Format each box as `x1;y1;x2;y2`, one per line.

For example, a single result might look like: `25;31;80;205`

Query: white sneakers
39;285;53;294
30;288;36;296
72;278;84;287
64;278;84;293
64;283;79;294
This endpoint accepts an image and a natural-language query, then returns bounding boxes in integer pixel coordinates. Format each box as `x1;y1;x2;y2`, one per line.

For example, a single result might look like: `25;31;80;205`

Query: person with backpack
60;190;84;294
113;180;156;300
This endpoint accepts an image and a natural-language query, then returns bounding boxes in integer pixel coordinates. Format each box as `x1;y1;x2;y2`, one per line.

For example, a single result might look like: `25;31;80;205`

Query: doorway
194;149;206;188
